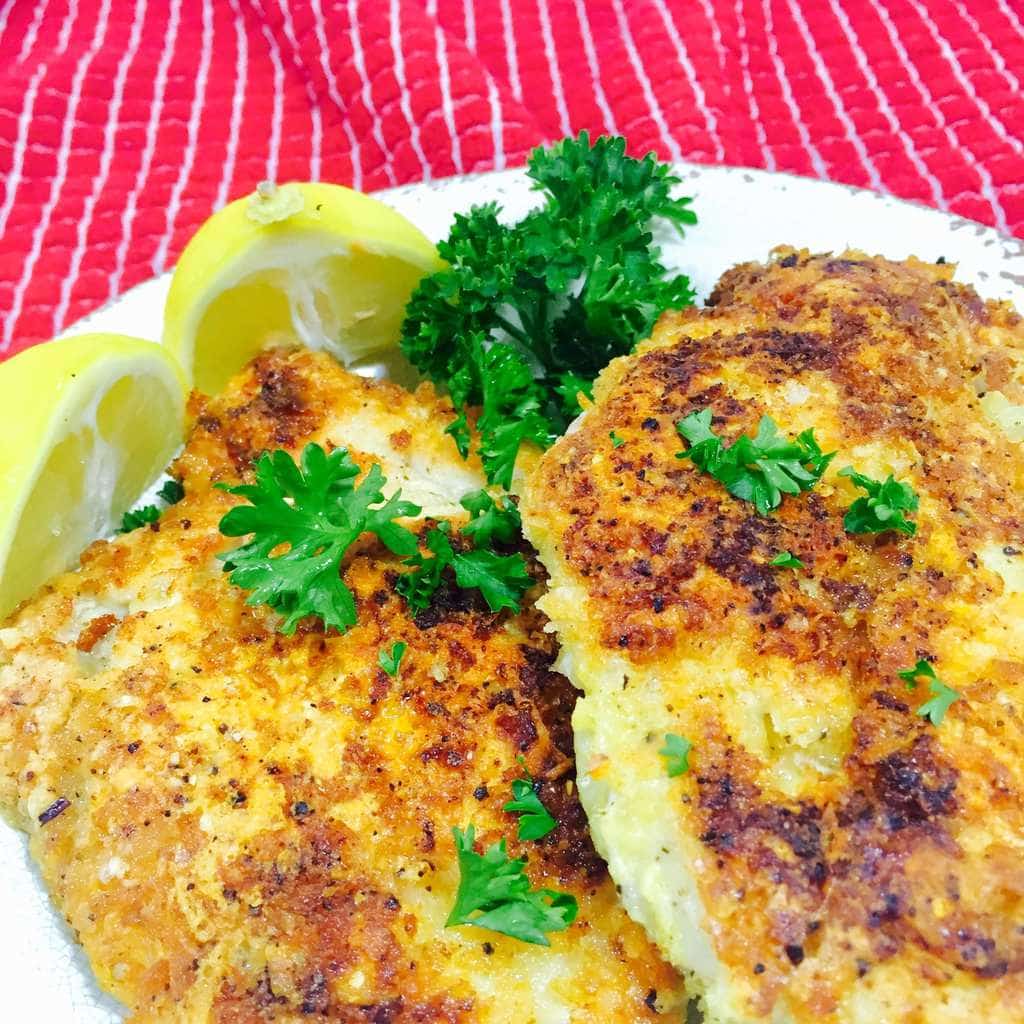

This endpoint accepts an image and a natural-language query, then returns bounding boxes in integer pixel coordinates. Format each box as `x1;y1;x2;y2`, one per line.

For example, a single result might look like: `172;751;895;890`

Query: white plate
5;164;1024;1022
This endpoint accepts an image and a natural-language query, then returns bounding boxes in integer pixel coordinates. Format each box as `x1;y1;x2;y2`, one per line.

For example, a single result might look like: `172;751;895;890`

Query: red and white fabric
1;0;1022;358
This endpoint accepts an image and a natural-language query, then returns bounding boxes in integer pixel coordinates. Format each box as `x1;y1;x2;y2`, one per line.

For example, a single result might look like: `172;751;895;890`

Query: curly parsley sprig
840;468;919;536
446;826;577;945
216;444;422;635
401;132;697;488
676;409;835;515
119;478;185;533
396;490;532;616
898;659;960;726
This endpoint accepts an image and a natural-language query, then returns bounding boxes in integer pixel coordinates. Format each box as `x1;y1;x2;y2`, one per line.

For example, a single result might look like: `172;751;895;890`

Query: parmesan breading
521;251;1024;1023
0;349;682;1023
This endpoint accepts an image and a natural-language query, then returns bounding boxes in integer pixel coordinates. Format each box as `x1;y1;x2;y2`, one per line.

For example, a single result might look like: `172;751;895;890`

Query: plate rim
60;161;1024;343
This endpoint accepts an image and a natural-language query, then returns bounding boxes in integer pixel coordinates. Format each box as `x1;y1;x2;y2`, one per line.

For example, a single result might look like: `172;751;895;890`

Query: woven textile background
1;0;1022;357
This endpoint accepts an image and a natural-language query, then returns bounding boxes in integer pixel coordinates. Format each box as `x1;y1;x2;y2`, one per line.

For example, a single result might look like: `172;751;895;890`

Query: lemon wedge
0;333;187;618
163;181;443;394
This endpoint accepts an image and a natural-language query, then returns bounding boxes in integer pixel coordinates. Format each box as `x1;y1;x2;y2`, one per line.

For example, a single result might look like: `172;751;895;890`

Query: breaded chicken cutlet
521;251;1024;1023
0;348;683;1023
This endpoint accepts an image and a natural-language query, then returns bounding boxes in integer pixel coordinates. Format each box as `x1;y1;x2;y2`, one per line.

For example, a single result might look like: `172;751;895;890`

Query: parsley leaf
446;826;578;945
504;771;557;841
396;523;456;613
770;551;804;569
459;490;522;548
609;430;625;448
452;548;532;613
897;660;960;726
401;132;696;487
157;478;185;505
397;505;532;615
659;733;693;776
840;468;919;536
119;476;186;533
119;504;161;533
897;659;935;689
378;641;407;679
217;444;421;634
676;409;835;515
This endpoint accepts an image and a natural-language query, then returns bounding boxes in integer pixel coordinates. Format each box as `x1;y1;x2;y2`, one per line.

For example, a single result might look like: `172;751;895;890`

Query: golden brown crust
0;349;681;1022
522;251;1024;1021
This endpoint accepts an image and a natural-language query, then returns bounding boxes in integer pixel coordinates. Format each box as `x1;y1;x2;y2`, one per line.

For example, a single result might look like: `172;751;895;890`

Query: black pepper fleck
784;944;804;966
38;797;70;825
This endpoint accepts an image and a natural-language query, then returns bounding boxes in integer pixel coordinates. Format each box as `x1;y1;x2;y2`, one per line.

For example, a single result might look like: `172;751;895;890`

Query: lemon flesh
163;182;444;394
0;334;187;618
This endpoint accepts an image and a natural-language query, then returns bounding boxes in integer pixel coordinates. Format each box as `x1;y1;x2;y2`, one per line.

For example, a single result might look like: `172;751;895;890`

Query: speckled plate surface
3;165;1023;1022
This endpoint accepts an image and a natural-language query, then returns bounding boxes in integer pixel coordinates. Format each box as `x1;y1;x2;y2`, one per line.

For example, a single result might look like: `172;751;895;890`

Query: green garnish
118;476;186;533
840;468;918;536
378;641;407;679
676;409;835;515
659;733;693;776
119;504;161;533
609;431;625;448
504;761;557;840
770;551;804;569
157;479;185;504
397;512;532;615
217;443;421;634
446;826;578;945
459;489;522;548
401;132;697;488
449;547;532;613
897;660;960;726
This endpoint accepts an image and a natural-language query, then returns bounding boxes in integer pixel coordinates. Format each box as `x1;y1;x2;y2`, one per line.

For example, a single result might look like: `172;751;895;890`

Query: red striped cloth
1;0;1022;358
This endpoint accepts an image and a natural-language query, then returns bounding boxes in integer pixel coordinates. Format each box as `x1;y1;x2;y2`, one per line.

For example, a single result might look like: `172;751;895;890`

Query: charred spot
638;524;670;556
784;943;805;966
830;308;868;346
871;739;958;830
496;708;539;752
639;345;701;408
738;328;835;372
518;648;578;759
641;417;660;431
419;743;466;768
412;576;491;629
420;819;436;852
534;777;607;883
486;689;516;710
871;690;910;713
866;890;902;928
300;969;329;1014
705;517;780;614
258;365;306;418
359;999;404;1023
821;578;873;611
948;928;1010;978
698;772;827;889
824;258;869;274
